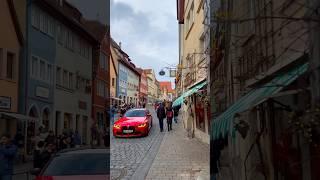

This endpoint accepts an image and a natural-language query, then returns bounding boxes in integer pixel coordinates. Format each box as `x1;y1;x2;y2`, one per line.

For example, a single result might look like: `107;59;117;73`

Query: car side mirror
30;168;41;176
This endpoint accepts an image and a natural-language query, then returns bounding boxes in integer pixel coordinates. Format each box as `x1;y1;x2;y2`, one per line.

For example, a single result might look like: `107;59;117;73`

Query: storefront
0;112;39;155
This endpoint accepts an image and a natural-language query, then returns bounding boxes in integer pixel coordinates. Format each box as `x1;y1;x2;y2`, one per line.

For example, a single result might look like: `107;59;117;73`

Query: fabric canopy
211;63;309;140
172;81;207;107
0;112;38;121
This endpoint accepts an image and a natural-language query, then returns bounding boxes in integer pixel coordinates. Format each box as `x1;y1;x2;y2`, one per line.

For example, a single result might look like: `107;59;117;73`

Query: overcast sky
110;0;179;84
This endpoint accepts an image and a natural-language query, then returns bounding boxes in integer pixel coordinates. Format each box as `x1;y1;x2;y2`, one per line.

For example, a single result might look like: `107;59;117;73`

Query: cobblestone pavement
111;107;165;180
145;116;210;180
13;161;34;180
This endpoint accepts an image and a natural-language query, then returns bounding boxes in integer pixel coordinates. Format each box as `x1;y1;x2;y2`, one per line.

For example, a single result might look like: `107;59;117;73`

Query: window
32;7;40;29
112;78;115;87
43;14;48;34
31;56;38;77
97;80;105;97
63;70;68;87
185;2;195;36
69;73;73;89
62;27;66;46
100;53;106;70
40;60;46;80
48;17;55;37
47;64;52;82
6;52;14;79
39;12;44;32
57;24;63;44
56;67;61;85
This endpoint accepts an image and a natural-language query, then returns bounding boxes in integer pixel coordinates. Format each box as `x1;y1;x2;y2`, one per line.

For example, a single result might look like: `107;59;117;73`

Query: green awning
211;63;309;140
173;81;207;107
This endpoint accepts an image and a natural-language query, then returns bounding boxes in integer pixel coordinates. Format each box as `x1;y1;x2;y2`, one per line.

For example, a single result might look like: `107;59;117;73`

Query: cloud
111;0;178;82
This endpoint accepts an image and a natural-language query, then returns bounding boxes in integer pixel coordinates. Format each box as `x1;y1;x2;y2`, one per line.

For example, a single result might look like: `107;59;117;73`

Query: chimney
119;42;122;49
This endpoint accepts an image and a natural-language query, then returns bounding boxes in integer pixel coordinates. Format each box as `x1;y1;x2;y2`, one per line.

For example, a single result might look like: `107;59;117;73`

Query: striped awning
211;63;309;140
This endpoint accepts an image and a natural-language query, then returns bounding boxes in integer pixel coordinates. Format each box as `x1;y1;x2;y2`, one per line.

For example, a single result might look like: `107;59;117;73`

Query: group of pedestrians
156;101;180;132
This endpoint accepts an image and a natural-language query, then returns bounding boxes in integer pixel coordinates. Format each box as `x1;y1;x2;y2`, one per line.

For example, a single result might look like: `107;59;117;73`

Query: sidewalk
145;117;210;180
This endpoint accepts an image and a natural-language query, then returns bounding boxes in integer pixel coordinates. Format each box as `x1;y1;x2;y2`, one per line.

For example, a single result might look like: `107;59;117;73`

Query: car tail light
36;176;54;180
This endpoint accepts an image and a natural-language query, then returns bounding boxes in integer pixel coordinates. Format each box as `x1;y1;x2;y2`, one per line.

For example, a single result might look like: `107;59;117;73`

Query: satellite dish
159;70;165;76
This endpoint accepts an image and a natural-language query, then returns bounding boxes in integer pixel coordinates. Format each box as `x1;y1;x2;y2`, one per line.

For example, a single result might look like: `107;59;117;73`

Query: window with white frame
43;14;48;34
32;7;40;29
69;72;73;89
39;12;44;32
56;67;61;85
63;70;68;87
47;64;52;83
57;24;63;44
40;60;46;80
31;56;38;77
48;17;55;37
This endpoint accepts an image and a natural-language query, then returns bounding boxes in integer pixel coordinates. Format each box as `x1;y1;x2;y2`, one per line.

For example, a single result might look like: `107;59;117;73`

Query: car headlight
138;123;147;128
113;124;121;129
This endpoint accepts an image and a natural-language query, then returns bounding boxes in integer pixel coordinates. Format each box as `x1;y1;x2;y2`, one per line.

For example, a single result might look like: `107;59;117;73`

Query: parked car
30;148;109;180
113;108;153;137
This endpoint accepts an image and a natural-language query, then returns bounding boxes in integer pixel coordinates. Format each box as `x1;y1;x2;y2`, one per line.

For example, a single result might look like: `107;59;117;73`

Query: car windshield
124;109;146;117
42;153;109;176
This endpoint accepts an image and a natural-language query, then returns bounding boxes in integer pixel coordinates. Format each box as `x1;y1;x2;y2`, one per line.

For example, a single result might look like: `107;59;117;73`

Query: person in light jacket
0;134;17;180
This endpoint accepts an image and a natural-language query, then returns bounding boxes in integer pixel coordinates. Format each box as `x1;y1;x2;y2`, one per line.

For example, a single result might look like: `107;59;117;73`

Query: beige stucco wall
183;0;205;85
0;0;21;113
110;52;117;99
146;70;157;100
180;0;209;144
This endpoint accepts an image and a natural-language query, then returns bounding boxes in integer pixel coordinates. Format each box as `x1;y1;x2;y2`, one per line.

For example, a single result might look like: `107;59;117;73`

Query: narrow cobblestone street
111;107;209;180
146;115;209;180
110;107;165;179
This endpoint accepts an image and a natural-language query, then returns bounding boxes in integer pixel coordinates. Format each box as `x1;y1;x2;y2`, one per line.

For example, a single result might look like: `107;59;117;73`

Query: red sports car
113;108;153;137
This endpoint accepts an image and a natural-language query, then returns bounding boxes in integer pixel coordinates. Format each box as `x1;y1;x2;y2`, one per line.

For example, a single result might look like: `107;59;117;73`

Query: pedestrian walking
33;141;45;168
103;129;109;148
45;130;56;146
173;105;180;123
0;134;18;180
166;102;174;131
59;135;72;150
13;130;25;163
72;130;81;148
39;143;55;169
157;101;166;132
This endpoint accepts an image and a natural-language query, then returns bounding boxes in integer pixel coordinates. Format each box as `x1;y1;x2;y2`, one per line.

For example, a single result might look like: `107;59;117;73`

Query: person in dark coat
45;130;56;145
39;143;54;169
72;130;81;148
0;134;18;180
33;141;45;168
157;102;166;132
13;130;25;163
166;102;174;131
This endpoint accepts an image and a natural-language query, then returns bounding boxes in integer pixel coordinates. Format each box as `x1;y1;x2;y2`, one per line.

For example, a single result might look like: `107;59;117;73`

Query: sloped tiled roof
159;81;173;91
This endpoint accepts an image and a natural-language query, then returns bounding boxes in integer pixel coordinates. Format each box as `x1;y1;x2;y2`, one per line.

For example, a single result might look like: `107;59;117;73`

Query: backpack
166;110;173;118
